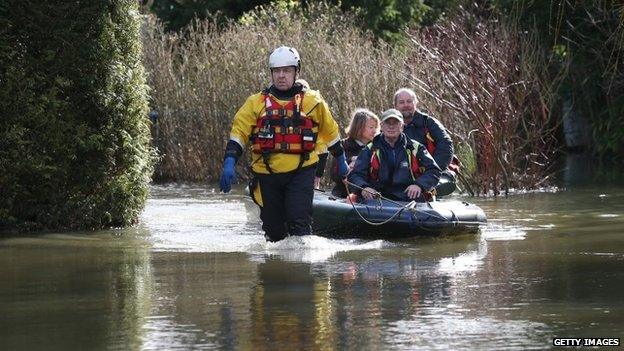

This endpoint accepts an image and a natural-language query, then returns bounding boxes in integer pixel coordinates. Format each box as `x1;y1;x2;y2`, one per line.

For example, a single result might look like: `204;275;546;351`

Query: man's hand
362;187;379;201
314;176;321;189
405;184;422;199
219;157;236;193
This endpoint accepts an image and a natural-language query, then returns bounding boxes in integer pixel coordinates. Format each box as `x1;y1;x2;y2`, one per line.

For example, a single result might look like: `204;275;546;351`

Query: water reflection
2;185;624;350
250;260;320;350
0;230;153;351
245;241;552;350
140;252;257;350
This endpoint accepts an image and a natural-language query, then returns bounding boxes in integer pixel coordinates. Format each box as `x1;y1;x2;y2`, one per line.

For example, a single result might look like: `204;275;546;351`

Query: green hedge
0;0;154;232
493;0;624;162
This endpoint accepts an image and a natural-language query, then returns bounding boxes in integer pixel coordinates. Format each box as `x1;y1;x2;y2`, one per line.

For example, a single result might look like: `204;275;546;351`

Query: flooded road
1;184;623;350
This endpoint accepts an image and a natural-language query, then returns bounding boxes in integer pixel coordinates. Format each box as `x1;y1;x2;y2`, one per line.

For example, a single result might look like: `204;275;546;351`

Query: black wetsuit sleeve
327;140;345;158
316;152;328;177
224;140;243;161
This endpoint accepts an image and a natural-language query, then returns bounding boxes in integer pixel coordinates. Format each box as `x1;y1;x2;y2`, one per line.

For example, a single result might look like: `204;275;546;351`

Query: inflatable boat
312;191;487;239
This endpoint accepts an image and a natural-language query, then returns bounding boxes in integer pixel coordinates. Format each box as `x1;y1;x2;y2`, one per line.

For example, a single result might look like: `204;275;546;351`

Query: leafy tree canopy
147;0;461;42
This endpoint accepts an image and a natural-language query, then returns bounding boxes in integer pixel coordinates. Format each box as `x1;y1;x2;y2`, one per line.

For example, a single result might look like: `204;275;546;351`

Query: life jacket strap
262;151;274;174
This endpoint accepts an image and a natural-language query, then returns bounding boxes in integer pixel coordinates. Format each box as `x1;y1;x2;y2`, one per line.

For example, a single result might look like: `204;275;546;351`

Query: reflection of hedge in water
0;1;154;231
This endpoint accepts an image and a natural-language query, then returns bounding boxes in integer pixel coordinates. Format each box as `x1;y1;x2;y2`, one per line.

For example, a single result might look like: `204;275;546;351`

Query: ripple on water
437;250;484;275
140;196;262;253
140;194;389;262
248;235;387;263
386;314;551;350
480;223;527;241
598;213;620;218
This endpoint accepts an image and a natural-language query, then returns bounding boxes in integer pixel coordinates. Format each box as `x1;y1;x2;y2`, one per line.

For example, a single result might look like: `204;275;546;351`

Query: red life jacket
368;142;423;182
424;127;436;155
424;126;461;174
251;92;318;155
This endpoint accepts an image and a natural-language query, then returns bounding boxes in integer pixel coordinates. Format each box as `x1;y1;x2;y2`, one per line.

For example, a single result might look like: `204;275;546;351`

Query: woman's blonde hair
346;108;380;140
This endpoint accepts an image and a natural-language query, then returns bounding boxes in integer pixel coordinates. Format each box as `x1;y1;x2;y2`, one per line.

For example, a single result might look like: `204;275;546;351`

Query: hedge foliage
0;0;154;232
493;0;624;163
148;0;437;43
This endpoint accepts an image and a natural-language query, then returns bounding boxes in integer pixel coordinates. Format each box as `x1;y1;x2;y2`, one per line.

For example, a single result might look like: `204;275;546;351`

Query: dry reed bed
404;16;562;195
141;3;560;195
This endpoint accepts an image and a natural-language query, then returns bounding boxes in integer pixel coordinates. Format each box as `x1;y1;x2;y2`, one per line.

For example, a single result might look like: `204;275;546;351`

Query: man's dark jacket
348;133;441;201
403;111;453;169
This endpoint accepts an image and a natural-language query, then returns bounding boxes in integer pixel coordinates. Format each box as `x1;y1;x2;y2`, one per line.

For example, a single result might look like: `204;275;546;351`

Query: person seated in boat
348;108;441;202
318;108;380;198
394;88;459;196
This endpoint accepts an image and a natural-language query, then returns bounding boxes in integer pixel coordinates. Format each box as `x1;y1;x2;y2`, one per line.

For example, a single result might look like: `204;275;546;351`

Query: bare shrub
142;2;562;195
142;2;409;182
402;14;563;195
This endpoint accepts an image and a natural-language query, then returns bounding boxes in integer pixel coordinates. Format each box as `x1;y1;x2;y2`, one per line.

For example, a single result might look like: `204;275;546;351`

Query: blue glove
336;153;349;178
220;157;236;193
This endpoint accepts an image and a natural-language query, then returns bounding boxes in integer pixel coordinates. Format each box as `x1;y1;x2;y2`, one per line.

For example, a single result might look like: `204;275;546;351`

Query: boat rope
336;179;404;225
338;180;414;225
341;179;450;224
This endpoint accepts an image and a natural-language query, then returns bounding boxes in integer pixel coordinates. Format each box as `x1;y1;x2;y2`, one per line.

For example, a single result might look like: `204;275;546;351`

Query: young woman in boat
328;108;380;198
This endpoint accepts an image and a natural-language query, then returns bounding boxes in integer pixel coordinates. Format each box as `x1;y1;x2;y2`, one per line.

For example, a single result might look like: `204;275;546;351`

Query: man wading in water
219;46;349;242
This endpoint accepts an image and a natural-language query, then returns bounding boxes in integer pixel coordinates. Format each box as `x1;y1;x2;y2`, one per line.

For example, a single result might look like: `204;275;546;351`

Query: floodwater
1;183;623;350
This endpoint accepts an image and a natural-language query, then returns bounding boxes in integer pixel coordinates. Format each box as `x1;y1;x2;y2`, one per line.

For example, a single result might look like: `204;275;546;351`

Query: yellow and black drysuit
223;82;345;241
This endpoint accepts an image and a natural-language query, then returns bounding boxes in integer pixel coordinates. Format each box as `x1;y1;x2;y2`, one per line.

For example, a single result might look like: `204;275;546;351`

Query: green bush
147;0;457;44
490;0;624;163
0;0;154;232
149;0;269;32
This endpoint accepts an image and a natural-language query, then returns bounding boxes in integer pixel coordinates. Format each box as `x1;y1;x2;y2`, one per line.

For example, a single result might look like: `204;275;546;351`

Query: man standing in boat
219;45;349;242
394;88;458;196
348;109;441;202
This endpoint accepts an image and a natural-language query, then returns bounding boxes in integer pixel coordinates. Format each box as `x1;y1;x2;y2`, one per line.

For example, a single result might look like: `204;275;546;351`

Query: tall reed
402;14;563;195
142;2;561;195
142;2;408;182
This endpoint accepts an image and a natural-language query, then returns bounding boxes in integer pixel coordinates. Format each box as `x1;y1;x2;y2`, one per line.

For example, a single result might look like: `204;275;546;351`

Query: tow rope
340;179;449;226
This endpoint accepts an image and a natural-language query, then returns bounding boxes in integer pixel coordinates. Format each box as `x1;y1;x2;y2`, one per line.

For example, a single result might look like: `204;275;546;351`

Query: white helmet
268;46;301;71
